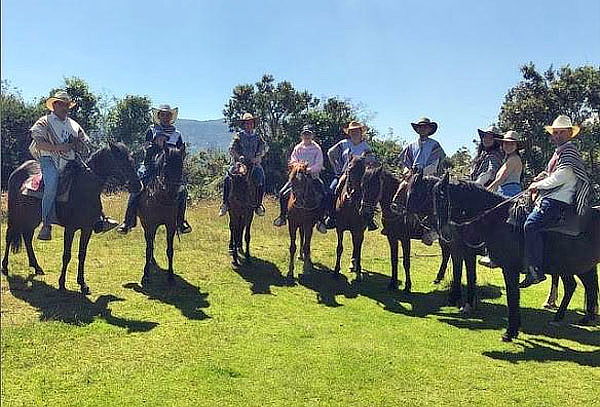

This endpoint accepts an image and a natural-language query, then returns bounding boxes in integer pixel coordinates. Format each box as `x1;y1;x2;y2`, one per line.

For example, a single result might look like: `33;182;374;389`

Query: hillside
175;118;231;152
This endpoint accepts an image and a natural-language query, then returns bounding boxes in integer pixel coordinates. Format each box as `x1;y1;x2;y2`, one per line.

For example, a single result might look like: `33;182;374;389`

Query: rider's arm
531;167;574;191
475;155;500;186
486;157;515;191
308;144;324;175
327;141;343;175
34;141;71;153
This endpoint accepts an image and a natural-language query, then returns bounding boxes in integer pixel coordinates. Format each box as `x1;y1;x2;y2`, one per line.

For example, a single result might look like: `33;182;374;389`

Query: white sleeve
533;167;574;190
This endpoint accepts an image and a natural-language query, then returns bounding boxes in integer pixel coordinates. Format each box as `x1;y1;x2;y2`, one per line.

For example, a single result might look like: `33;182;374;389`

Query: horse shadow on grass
483;338;600;368
298;263;358;307
123;266;210;320
4;273;158;333
232;256;293;295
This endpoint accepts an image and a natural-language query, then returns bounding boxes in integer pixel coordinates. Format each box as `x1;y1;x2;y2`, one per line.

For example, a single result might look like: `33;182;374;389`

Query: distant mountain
175;118;231;152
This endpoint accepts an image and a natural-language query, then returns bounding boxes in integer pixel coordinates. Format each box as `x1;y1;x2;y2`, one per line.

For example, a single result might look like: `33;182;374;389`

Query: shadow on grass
232;256;292;295
298;263;358;307
5;274;158;333
483;338;600;367
123;266;210;320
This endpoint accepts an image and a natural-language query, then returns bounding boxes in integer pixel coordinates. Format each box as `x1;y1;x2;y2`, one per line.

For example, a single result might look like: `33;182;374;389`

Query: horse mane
447;179;505;214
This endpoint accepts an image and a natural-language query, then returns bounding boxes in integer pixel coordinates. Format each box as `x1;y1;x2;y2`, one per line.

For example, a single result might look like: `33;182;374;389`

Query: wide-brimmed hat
45;90;76;111
544;115;580;138
496;130;525;149
477;125;502;138
237;112;259;123
151;104;178;124
343;121;367;135
411;117;438;136
300;125;315;136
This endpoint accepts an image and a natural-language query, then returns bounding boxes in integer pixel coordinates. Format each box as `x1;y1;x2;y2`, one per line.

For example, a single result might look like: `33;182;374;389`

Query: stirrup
273;216;287;227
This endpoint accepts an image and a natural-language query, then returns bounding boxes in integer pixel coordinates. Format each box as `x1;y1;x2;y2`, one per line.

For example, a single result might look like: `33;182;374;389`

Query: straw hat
477;125;502;138
544;115;580;138
237;112;259;124
411;117;438;136
45;90;76;111
496;130;525;150
343;121;367;135
151;104;178;124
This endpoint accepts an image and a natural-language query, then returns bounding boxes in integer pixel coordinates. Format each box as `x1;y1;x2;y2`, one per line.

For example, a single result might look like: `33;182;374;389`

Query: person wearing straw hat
401;117;446;177
218;113;268;217
471;125;504;187
272;125;328;233
486;130;524;197
29;90;118;240
519;115;591;288
325;120;379;231
117;104;192;235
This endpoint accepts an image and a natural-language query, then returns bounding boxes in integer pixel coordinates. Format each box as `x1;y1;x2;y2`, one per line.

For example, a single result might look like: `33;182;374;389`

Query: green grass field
1;195;599;407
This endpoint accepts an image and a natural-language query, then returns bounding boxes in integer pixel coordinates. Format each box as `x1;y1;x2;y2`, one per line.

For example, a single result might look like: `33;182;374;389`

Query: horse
227;160;256;267
433;173;599;341
404;172;479;312
360;166;451;292
286;162;325;279
333;155;370;282
137;145;185;284
2;143;141;294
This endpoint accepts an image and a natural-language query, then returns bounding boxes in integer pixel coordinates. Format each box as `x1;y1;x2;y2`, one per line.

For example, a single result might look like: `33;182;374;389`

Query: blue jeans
39;156;59;226
524;198;570;269
499;182;521;198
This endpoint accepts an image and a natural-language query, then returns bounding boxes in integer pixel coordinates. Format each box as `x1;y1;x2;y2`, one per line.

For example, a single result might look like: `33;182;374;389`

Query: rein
448;189;528;227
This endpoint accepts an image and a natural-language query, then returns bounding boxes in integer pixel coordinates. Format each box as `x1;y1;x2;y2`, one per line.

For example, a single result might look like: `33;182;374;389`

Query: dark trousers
278;178;328;216
222;165;265;206
524;198;570;269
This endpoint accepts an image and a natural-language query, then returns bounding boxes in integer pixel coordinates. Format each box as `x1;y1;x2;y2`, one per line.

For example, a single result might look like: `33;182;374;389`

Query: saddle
21;161;78;202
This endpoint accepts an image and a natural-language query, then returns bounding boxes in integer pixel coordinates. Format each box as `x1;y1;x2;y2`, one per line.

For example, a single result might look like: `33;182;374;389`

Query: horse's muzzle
129;179;143;194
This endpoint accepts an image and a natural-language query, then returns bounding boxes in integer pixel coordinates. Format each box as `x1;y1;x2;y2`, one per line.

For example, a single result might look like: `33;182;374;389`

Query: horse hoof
460;303;472;315
387;282;398;291
432;279;442;285
542;302;558;310
80;285;91;295
35;268;45;276
403;287;412;294
1;268;8;276
549;319;563;327
577;316;596;326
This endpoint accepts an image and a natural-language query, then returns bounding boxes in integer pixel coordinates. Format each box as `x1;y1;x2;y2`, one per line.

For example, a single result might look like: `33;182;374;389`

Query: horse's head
98;142;142;193
433;172;454;242
359;165;383;222
405;170;437;215
229;158;252;202
156;144;185;200
289;162;320;210
345;154;367;200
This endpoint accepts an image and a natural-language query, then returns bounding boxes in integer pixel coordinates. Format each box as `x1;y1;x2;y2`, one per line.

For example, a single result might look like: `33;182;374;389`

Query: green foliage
104;95;152;160
498;64;600;202
446;146;473;179
45;76;102;134
184;150;229;200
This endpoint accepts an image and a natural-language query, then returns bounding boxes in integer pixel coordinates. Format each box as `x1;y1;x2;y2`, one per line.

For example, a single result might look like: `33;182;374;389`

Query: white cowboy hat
544;115;580;138
496;130;525;149
411;117;438;136
45;90;76;111
236;112;259;123
151;104;178;124
343;121;367;135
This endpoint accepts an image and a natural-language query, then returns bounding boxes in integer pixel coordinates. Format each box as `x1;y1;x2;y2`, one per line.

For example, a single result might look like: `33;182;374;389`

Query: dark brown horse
138;145;185;284
360;166;451;292
2;143;141;294
333;155;370;282
227;160;256;267
286;162;325;279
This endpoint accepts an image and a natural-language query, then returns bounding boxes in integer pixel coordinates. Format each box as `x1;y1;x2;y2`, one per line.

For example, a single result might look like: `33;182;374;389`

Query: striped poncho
549;141;591;215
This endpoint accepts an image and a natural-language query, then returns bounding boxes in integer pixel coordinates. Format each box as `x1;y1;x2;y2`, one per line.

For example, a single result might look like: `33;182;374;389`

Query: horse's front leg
76;228;93;295
434;240;451;284
387;236;399;291
142;224;158;283
461;252;477;314
302;224;314;274
401;238;412;293
552;274;576;324
448;249;464;307
228;216;239;267
579;268;599;325
288;223;297;280
59;228;75;291
244;217;252;259
298;225;305;261
334;229;344;277
351;230;364;283
501;267;521;342
1;226;14;275
166;224;176;284
543;274;560;310
23;230;44;275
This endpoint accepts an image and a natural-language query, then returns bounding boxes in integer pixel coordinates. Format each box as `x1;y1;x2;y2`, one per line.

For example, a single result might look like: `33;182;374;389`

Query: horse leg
401;238;412;293
461;252;477;314
434;241;451;284
142;224;158;282
334;229;344;277
76;228;93;295
229;218;239;267
23;230;44;275
448;250;464;307
542;274;560;310
578;268;598;325
59;228;75;291
1;226;14;275
298;226;305;261
166;225;176;284
351;231;364;283
288;223;297;280
302;224;314;274
244;219;252;259
501;267;521;342
552;274;576;324
387;236;399;291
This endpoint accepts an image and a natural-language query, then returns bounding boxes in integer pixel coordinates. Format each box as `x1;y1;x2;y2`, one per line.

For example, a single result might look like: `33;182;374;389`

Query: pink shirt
289;140;324;176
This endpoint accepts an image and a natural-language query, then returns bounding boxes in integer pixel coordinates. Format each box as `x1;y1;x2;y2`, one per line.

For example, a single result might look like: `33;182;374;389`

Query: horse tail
6;160;39;254
7;228;22;254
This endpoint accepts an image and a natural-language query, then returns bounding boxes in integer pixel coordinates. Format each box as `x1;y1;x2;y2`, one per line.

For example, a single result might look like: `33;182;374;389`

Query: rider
520;115;591;288
325;120;378;231
471;125;503;187
486;130;523;197
272;125;328;233
29;90;118;241
398;117;446;244
116;104;192;235
219;113;268;217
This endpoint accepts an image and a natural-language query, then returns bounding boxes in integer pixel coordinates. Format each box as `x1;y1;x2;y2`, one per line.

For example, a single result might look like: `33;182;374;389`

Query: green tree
446;146;473;179
104;95;152;160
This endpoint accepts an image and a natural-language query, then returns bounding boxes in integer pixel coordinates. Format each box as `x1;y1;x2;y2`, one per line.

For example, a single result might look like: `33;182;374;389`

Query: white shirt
534;166;579;205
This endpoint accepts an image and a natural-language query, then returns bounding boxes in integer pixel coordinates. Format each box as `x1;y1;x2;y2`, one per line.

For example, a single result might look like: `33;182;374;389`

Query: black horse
2;143;141;294
405;172;479;312
360;166;451;292
433;173;599;341
227;160;256;267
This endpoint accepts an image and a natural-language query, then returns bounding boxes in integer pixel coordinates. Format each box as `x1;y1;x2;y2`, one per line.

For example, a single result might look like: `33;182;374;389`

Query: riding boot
367;218;379;231
219;176;231;216
273;192;289;226
177;188;192;234
117;191;141;234
94;213;119;234
519;266;547;288
255;184;266;216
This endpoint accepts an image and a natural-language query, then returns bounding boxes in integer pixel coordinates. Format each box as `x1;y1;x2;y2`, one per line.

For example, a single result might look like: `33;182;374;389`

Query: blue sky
2;0;598;153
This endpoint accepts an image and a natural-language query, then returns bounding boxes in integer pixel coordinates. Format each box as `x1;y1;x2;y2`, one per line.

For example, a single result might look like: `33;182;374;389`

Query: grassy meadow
1;195;599;407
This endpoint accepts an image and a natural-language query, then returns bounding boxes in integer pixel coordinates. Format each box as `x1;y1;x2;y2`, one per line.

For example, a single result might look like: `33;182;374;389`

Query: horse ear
441;171;450;186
